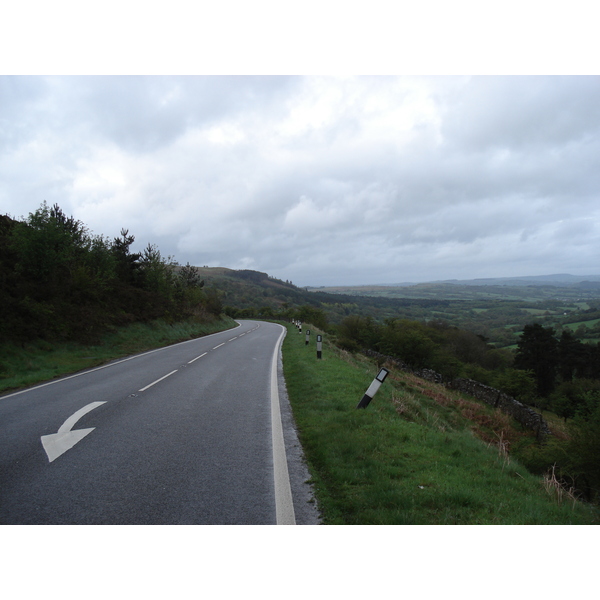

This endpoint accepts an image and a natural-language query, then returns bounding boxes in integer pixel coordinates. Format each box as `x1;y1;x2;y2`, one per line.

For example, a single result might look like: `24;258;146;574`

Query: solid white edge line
270;324;296;525
139;369;178;392
1;322;243;401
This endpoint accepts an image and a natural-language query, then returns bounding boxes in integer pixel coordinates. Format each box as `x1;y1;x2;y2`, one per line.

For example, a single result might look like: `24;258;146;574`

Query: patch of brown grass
389;368;533;451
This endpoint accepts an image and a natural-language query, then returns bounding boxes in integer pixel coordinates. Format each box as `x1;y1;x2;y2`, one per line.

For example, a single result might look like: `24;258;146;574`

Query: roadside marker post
316;335;322;359
357;368;389;409
305;330;310;345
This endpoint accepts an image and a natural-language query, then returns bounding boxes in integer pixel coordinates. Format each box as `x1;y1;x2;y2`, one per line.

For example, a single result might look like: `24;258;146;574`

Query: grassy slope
280;322;598;524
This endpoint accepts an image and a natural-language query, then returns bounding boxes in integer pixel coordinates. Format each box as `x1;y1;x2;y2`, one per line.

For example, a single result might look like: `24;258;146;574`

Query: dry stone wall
447;378;551;437
364;349;551;438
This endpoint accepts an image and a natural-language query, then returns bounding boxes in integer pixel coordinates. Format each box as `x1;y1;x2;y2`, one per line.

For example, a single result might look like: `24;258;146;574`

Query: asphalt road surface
0;320;320;524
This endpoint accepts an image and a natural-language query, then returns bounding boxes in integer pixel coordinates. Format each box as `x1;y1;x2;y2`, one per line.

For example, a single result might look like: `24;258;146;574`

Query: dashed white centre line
212;343;225;350
228;337;238;341
188;352;207;364
139;370;178;392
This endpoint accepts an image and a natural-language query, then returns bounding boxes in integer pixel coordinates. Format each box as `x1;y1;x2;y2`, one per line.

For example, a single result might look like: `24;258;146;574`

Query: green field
564;318;600;330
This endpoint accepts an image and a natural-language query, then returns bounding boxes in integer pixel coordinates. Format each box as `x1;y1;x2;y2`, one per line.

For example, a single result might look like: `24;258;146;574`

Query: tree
178;262;204;289
111;228;142;285
492;368;537;404
441;327;490;366
337;315;379;349
378;319;437;369
297;305;328;330
558;330;588;382
204;289;223;316
11;201;91;294
550;379;600;422
514;324;558;397
562;395;600;501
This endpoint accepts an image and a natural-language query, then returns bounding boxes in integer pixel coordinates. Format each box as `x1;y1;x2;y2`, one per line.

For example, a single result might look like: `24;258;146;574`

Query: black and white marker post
357;367;390;409
305;329;310;345
316;335;322;359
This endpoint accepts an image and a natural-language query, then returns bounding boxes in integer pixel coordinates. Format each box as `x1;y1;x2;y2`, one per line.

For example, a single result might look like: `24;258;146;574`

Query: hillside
198;267;600;348
197;266;449;323
281;321;598;524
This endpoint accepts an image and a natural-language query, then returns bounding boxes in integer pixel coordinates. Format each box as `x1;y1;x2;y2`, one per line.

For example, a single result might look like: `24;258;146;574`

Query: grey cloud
0;77;53;151
75;75;299;152
441;76;600;151
1;75;599;286
2;76;299;155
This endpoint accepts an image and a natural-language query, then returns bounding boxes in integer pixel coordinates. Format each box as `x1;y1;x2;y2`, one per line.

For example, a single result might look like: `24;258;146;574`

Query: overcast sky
2;1;599;287
2;74;599;286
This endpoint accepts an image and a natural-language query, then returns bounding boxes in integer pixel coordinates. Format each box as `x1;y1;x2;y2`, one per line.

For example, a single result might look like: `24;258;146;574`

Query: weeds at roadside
543;464;580;509
489;430;511;472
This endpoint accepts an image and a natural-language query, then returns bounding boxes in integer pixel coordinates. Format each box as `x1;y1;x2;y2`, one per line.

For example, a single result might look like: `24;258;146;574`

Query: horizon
192;266;600;288
306;273;600;288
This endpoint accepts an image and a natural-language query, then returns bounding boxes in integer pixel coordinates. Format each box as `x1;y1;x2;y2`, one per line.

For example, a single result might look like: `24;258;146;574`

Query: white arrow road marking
41;401;106;463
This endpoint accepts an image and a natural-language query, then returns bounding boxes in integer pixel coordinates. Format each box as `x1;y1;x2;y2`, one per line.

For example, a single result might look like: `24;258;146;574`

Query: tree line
1;202;222;344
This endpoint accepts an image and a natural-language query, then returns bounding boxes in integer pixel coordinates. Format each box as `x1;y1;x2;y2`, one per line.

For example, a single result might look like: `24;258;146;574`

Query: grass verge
280;323;599;524
0;315;237;394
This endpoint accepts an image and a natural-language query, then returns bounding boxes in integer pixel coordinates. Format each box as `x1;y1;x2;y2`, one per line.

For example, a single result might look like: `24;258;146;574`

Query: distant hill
435;274;600;287
188;266;449;323
187;267;600;348
192;267;600;308
306;274;600;302
191;267;342;312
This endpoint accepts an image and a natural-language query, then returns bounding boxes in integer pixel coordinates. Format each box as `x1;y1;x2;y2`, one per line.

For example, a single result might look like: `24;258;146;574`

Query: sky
2;6;599;288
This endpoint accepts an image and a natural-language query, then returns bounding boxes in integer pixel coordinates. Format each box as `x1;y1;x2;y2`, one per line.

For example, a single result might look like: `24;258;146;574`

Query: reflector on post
357;368;389;409
316;335;322;359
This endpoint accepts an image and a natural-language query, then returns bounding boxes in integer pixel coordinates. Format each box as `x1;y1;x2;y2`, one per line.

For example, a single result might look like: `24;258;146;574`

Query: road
0;320;319;524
